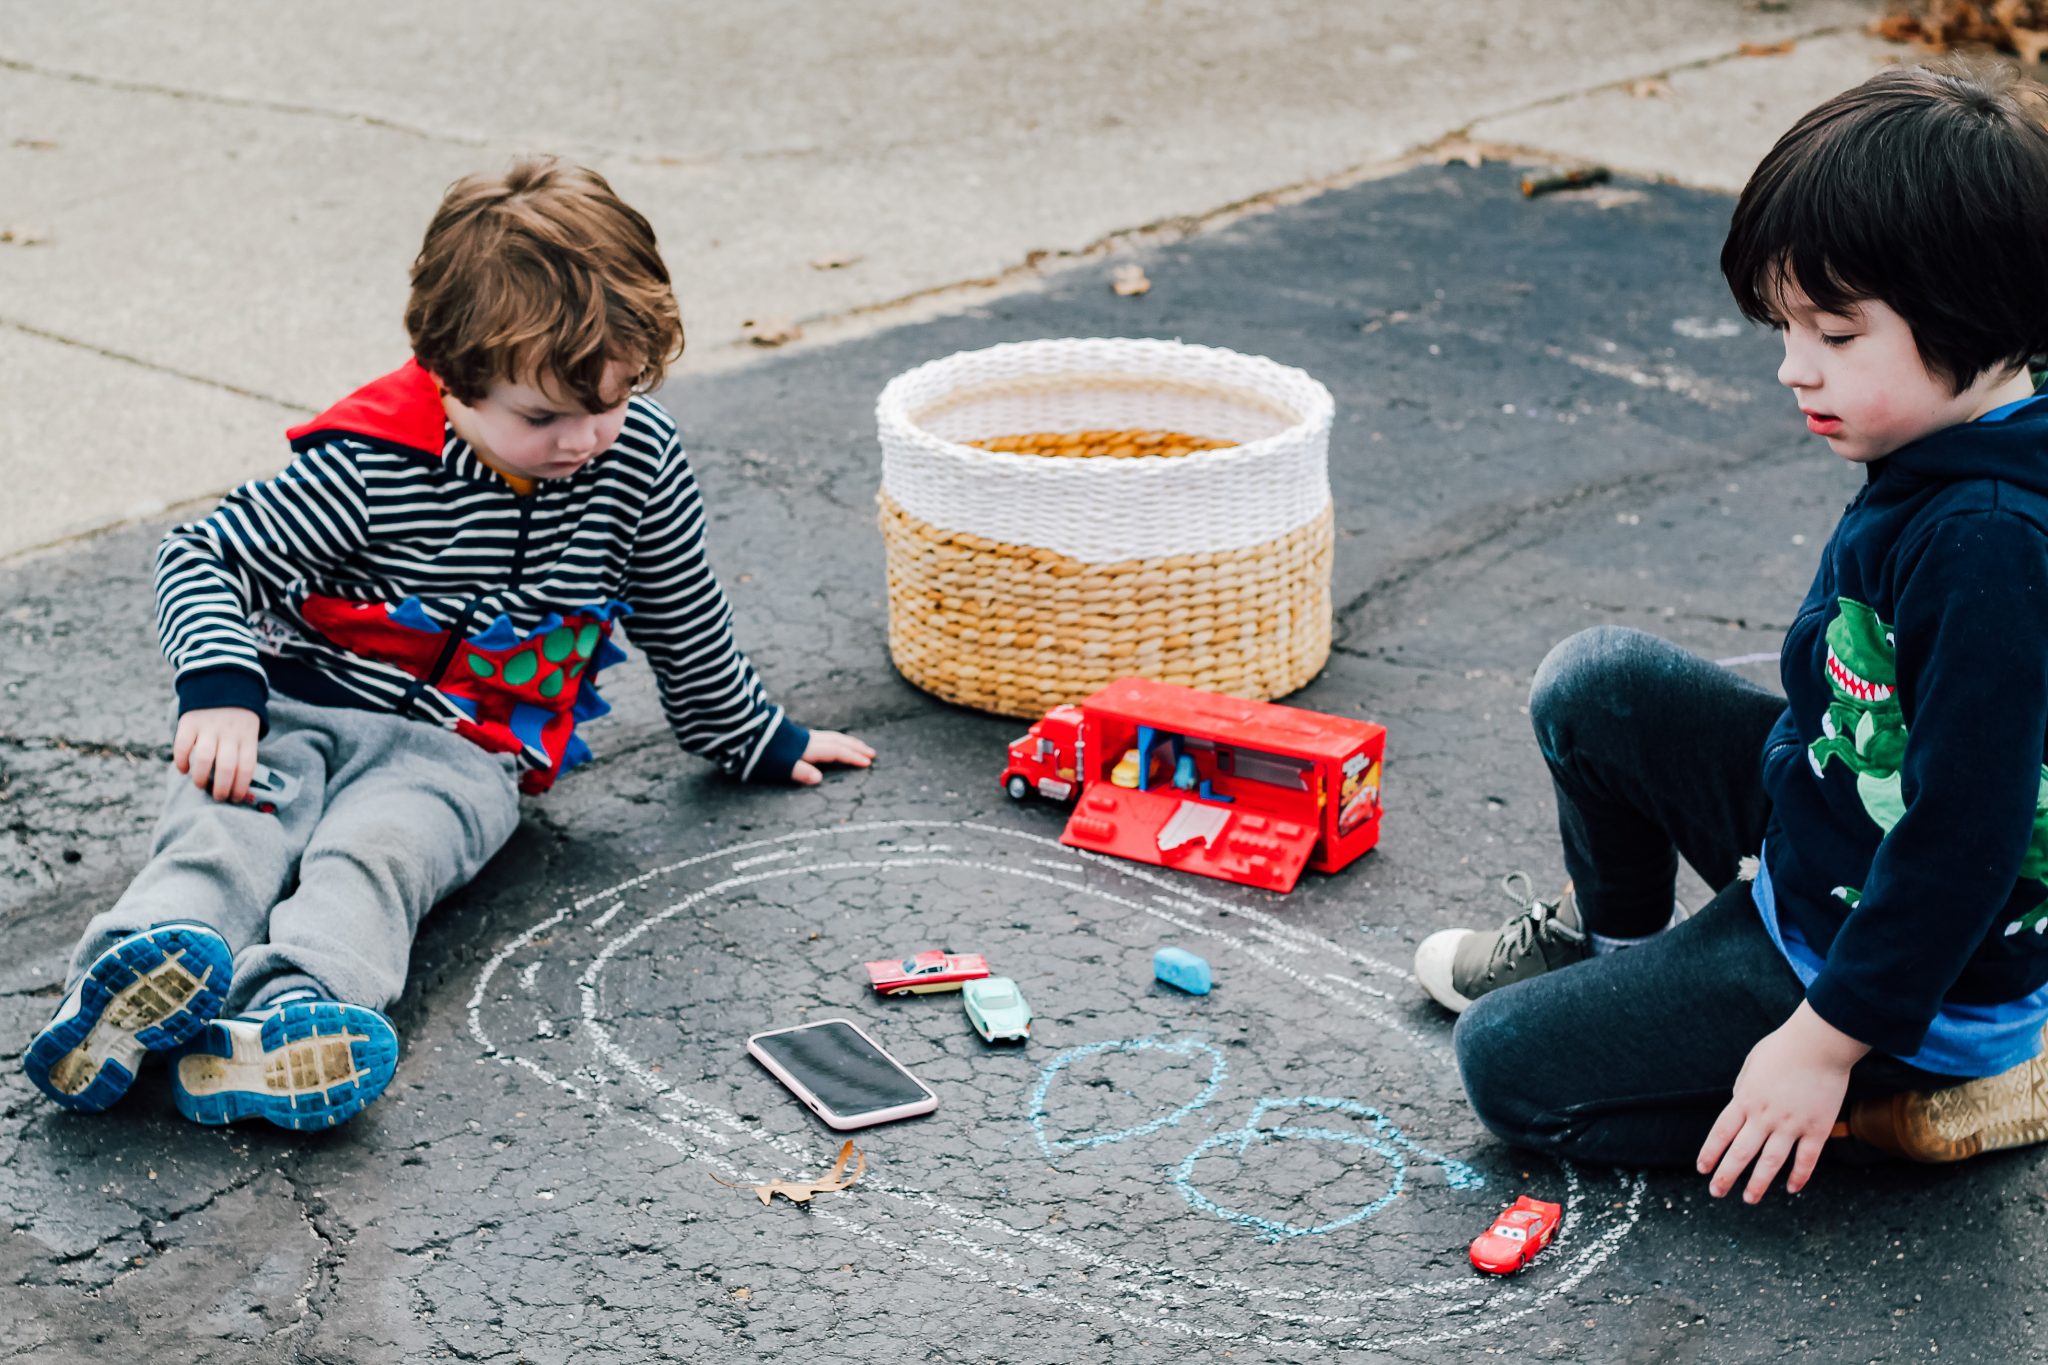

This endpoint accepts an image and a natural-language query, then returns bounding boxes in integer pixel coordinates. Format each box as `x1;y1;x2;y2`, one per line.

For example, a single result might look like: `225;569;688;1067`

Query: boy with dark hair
23;157;873;1131
1417;64;2048;1199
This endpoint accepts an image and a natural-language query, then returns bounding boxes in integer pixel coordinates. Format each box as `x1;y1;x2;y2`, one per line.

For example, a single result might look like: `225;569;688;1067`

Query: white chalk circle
467;818;1645;1352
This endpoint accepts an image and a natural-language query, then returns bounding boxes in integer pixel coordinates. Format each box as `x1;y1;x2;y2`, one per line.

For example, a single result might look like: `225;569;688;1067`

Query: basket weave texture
877;338;1335;719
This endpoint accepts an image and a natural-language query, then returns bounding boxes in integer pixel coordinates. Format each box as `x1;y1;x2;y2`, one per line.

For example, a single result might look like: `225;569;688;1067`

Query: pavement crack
276;1156;348;1343
0;316;311;416
1333;438;1801;641
0;53;492;149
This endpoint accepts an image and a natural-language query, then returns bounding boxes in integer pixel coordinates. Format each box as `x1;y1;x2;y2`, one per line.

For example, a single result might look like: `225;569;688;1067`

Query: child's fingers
1709;1119;1767;1198
791;760;823;786
817;732;875;760
1784;1132;1826;1195
173;718;196;774
187;731;218;793
1742;1131;1796;1203
1696;1102;1745;1174
231;744;258;805
210;734;243;803
807;734;874;766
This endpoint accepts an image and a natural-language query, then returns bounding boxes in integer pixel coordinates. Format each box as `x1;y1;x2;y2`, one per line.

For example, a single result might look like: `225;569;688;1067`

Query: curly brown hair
406;158;685;412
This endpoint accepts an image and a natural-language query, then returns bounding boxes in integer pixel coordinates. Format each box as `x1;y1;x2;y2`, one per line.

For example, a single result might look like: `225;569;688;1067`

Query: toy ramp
1059;785;1318;893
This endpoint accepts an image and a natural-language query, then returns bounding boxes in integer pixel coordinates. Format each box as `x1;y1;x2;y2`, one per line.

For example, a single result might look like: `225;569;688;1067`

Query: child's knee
1528;625;1652;760
1452;990;1558;1151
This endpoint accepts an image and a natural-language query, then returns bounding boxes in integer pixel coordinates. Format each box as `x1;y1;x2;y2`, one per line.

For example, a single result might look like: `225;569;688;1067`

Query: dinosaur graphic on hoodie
1810;595;2048;934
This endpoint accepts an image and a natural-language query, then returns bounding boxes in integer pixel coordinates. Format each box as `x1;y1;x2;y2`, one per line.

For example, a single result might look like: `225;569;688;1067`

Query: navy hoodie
1762;395;2048;1056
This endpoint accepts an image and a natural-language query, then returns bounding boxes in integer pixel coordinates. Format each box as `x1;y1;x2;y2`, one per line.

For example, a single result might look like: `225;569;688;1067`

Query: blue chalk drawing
1173;1096;1485;1241
1029;1036;1227;1161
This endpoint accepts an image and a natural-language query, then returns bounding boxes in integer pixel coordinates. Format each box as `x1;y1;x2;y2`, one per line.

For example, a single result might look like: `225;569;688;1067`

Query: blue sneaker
24;923;232;1112
170;994;399;1131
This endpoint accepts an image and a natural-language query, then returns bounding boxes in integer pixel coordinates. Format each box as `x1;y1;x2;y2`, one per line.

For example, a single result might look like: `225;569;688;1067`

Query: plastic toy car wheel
1006;774;1031;801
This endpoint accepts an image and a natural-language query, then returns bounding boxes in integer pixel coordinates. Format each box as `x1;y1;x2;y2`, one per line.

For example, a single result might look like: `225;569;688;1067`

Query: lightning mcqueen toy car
1469;1196;1562;1275
864;950;991;996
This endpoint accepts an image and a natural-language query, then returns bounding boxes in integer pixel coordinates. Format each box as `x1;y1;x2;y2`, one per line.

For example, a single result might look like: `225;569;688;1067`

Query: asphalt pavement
5;155;2042;1364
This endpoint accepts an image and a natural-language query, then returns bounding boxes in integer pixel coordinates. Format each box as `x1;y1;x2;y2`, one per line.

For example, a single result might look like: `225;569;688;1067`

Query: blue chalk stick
1154;946;1213;995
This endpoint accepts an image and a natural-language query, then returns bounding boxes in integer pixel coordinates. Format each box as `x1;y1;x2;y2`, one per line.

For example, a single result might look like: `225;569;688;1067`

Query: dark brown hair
406;157;684;411
1722;63;2048;391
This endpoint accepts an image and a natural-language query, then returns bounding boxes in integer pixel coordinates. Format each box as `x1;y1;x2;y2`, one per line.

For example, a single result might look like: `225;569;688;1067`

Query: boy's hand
1697;1001;1870;1203
173;707;263;804
791;730;875;786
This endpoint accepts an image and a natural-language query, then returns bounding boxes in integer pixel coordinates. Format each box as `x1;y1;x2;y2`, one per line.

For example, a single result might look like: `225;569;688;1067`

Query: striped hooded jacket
156;361;808;793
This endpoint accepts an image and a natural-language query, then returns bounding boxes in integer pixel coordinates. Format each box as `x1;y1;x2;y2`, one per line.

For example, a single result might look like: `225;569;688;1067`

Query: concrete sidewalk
1;1;1900;560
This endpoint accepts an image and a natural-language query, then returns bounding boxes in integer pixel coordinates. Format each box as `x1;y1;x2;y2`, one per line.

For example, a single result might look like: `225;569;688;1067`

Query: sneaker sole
1863;1050;2048;1163
171;1001;398;1132
23;923;231;1113
1414;929;1477;1014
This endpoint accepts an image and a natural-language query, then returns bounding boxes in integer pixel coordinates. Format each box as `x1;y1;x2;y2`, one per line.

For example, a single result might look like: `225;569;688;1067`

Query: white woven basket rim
876;337;1334;474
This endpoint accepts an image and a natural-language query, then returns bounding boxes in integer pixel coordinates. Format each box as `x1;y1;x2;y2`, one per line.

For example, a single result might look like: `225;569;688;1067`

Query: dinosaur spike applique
296;595;632;794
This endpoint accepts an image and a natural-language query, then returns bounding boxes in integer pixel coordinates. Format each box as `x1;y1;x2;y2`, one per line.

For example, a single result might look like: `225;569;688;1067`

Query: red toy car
864;951;992;996
1468;1196;1562;1275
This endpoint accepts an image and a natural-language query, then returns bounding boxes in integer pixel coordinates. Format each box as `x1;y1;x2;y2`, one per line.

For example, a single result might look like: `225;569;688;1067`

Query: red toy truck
1001;677;1384;894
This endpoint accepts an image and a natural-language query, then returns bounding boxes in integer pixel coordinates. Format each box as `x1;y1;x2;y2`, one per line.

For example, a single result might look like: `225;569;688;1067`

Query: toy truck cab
1003;704;1086;802
1004;677;1385;894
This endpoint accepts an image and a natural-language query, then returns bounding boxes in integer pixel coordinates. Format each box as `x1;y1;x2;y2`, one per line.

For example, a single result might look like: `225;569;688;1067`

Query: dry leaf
742;317;802;347
12;138;57;151
1434;138;1486;169
1110;263;1151;297
1629;77;1674;98
732;1287;752;1301
809;252;862;271
713;1140;866;1206
1738;39;1797;55
0;225;51;246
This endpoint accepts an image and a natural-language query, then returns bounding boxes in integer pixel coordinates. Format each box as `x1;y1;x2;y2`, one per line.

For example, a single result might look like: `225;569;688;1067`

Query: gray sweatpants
71;697;522;1014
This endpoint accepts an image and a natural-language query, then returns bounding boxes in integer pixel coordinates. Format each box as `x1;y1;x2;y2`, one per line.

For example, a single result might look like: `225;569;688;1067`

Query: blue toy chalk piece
1154;946;1212;995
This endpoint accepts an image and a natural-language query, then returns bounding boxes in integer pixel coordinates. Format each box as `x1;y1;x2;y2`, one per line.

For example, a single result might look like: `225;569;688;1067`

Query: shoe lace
1489;870;1563;971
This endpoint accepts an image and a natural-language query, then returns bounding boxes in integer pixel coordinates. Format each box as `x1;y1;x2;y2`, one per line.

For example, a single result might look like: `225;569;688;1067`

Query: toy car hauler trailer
1001;677;1384;893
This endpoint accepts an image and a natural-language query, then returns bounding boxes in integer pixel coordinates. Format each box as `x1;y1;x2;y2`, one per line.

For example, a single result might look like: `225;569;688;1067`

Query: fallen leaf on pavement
1434;138;1486;168
742;317;802;347
1629;77;1674;98
1738;39;1797;56
0;225;51;246
809;252;862;270
713;1140;866;1206
12;138;57;151
1111;263;1151;297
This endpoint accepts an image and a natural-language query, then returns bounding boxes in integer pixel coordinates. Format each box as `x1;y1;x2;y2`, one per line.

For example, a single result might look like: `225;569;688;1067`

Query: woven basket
876;338;1335;718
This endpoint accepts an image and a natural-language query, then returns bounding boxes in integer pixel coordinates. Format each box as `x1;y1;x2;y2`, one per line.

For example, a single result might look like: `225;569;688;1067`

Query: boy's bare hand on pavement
792;730;877;785
173;706;263;804
1698;1000;1870;1203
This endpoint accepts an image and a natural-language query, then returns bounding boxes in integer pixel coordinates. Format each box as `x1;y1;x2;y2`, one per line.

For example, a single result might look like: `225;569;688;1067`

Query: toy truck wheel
1005;775;1031;801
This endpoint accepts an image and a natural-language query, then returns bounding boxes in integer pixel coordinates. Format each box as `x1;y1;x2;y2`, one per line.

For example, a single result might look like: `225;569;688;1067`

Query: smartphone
746;1018;939;1130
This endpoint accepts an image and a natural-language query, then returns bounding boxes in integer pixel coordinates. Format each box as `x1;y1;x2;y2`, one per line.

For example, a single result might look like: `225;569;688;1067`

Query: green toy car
962;977;1032;1043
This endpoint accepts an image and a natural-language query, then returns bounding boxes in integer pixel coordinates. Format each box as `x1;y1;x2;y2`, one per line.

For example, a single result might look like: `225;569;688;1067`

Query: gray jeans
72;697;522;1014
1453;627;1959;1167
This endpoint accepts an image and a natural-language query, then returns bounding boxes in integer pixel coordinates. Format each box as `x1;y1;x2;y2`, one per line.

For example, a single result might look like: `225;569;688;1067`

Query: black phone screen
751;1021;933;1116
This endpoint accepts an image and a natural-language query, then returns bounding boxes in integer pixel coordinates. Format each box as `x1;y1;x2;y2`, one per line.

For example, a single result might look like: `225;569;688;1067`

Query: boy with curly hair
23;158;872;1130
